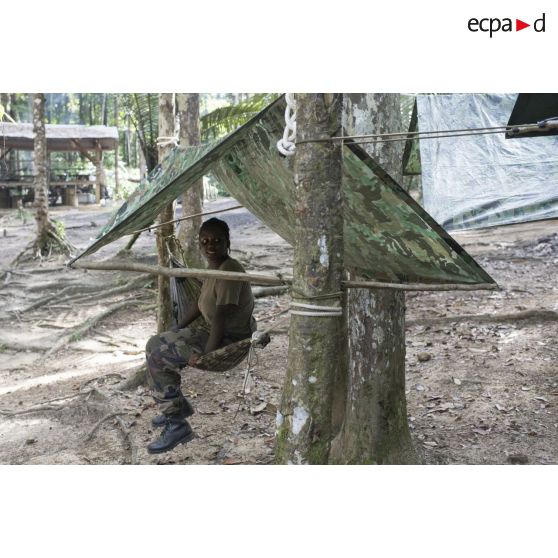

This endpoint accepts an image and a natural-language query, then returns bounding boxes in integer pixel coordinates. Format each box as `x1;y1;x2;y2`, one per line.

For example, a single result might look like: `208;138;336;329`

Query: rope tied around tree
276;94;297;156
156;136;179;148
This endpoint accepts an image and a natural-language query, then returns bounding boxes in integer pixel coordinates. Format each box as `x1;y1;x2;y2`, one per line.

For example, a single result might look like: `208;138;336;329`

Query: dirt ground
0;198;556;465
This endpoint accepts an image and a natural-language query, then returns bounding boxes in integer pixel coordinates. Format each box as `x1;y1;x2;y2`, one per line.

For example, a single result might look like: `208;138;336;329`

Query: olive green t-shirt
198;257;256;340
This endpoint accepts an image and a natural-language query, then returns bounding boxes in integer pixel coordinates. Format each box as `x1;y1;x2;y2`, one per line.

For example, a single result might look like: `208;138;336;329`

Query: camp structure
0;122;118;208
71;96;494;290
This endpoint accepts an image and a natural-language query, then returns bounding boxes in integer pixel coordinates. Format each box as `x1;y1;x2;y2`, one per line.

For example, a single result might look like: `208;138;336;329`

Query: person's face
199;228;228;263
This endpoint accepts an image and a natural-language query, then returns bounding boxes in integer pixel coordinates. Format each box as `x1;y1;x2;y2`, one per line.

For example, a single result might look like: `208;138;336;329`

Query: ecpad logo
468;13;546;37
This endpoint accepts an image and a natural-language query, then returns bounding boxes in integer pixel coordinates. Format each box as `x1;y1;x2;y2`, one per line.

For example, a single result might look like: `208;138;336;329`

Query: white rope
156;136;179;148
290;311;343;317
290;302;341;312
277;93;296;157
289;301;343;317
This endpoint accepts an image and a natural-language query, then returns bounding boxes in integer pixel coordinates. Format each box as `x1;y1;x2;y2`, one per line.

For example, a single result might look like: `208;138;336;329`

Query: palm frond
201;93;278;141
400;94;416;129
120;93;159;171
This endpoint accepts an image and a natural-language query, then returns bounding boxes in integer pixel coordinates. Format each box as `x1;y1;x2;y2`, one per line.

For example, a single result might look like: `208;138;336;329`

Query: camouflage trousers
145;326;231;416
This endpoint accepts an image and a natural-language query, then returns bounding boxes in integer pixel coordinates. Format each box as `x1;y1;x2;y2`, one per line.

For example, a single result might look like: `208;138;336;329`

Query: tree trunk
156;93;175;333
114;96;119;195
94;148;107;203
33;94;50;253
176;93;203;267
138;136;147;179
101;93;108;126
329;94;419;464
275;93;344;465
0;93;10;117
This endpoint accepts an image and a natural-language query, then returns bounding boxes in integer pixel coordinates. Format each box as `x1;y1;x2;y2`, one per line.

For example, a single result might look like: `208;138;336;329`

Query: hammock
169;256;272;372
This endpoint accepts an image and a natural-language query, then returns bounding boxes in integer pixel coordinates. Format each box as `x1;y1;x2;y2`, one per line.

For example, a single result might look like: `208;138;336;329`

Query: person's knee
146;334;162;355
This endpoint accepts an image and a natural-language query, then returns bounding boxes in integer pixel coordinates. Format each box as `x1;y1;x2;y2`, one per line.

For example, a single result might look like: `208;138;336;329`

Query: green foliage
52;218;66;240
400;94;416;129
200;93;278;141
119;94;159;172
113;180;140;201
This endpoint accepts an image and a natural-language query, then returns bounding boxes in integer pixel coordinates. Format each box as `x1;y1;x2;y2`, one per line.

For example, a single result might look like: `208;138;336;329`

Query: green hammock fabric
71;96;494;286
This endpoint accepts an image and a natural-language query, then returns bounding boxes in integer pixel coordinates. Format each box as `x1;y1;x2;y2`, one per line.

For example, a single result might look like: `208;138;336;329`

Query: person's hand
188;353;200;367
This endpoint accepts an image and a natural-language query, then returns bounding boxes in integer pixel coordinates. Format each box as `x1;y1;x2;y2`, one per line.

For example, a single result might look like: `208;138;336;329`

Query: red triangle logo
516;19;530;31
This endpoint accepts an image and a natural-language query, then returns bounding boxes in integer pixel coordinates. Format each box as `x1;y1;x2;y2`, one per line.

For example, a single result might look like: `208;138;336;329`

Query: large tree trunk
0;93;10;117
329;94;419;464
33;94;50;252
176;93;203;267
156;93;175;333
114;96;119;195
275;93;344;465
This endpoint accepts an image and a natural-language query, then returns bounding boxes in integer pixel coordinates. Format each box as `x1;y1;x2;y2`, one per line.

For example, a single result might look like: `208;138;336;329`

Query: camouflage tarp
417;93;558;231
71;96;493;285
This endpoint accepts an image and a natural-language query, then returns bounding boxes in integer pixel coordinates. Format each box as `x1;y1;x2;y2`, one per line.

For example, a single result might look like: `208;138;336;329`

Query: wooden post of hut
65;185;78;207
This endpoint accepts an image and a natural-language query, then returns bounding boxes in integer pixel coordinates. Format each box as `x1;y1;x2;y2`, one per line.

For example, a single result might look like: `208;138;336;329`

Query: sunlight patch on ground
0;354;141;396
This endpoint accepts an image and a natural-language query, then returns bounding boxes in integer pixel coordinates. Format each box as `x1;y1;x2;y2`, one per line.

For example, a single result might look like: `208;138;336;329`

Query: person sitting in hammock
145;217;256;454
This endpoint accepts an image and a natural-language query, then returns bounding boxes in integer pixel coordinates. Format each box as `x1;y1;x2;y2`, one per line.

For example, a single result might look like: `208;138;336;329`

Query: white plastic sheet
417;94;558;231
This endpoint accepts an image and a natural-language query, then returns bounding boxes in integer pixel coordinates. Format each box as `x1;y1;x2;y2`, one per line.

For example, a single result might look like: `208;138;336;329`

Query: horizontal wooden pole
344;280;499;291
70;260;498;292
70;260;289;286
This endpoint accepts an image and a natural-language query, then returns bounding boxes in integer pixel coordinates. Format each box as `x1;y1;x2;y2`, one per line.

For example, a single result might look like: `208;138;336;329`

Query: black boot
147;416;194;454
151;389;194;427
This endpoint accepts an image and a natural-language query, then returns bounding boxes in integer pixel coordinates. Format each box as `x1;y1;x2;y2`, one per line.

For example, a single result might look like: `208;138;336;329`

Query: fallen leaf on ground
250;402;267;415
223;457;242;465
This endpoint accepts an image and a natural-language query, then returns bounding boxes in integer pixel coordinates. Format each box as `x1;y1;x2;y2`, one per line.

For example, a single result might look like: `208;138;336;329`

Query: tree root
1;387;139;464
43;300;149;359
11;223;76;267
65;276;154;306
407;308;558;327
83;412;124;442
86;388;138;464
115;363;147;391
16;285;77;313
0;390;94;417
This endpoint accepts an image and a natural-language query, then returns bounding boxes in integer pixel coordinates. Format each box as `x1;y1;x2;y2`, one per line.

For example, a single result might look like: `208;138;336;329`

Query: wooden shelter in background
0;123;118;208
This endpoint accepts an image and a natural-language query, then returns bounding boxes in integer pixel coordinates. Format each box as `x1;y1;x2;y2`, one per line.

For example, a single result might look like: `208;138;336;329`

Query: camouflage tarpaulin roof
71;96;493;285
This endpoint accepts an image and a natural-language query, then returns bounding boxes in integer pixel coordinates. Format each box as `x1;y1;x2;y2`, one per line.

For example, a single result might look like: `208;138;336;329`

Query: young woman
145;218;256;454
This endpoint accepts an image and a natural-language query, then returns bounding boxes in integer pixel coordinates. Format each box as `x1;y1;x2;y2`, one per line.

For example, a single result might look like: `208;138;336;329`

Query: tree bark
114;96;119;195
275;93;344;465
0;93;10;117
156;93;175;333
94;147;107;203
329;94;420;464
176;93;203;267
33;93;50;253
